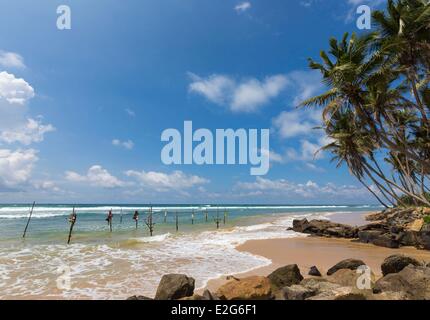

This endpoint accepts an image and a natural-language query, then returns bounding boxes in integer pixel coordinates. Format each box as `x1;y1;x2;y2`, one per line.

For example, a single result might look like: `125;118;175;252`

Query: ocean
0;204;381;299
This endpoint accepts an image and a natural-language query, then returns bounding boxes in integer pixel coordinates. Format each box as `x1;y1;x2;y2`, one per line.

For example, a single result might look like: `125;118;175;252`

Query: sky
0;0;387;204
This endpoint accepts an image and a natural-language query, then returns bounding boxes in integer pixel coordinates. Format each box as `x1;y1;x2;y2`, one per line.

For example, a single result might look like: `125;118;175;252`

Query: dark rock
300;278;341;293
374;265;430;299
308;266;322;277
417;231;430;250
154;274;195;300
202;289;219;300
398;230;419;246
268;264;303;289
291;219;358;238
327;259;366;276
281;285;316;300
358;230;384;244
381;255;422;276
358;223;388;231
180;294;205;300
126;295;153;300
372;234;400;249
307;287;369;300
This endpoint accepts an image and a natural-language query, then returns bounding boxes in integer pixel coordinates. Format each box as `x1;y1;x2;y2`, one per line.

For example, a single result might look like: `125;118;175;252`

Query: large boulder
154;274;195;300
300;278;342;293
268;264;303;289
308;266;322;277
202;289;219;300
281;285;316;300
327;259;366;276
372;234;400;249
374;265;430;299
216;276;272;300
381;255;422;276
328;269;376;289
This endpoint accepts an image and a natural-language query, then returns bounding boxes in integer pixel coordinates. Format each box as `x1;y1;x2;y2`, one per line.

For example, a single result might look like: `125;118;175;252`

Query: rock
374;265;430;299
422;207;430;215
381;255;422;276
291;219;358;238
398;230;419;246
308;266;322;277
216;276;272;300
202;289;219;300
154;274;195;300
126;295;153;300
300;278;342;293
327;259;366;276
268;264;303;289
358;230;384;243
372;291;409;300
281;285;316;300
180;294;207;300
407;219;424;232
417;231;430;250
372;234;400;249
365;211;387;222
328;269;360;287
307;287;368;300
359;223;389;231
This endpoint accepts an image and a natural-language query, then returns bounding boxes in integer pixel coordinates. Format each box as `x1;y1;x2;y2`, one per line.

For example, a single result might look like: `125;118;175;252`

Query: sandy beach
203;212;430;293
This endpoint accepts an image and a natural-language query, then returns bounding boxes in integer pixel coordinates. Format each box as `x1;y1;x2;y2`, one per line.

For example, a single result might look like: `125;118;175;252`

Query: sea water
0;204;381;299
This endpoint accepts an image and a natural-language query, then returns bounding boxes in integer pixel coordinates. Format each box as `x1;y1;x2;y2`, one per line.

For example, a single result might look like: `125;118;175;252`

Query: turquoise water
0;204;381;299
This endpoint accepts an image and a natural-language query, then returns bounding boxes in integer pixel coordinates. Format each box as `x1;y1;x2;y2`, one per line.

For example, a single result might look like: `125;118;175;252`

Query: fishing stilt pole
191;209;194;225
120;208;123;224
214;208;221;229
205;210;208;222
164;210;167;223
145;206;155;236
223;209;227;225
175;211;179;232
22;201;36;238
67;207;77;245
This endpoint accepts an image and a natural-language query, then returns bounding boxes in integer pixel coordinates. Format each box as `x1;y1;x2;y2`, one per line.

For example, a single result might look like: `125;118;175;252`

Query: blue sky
0;0;386;204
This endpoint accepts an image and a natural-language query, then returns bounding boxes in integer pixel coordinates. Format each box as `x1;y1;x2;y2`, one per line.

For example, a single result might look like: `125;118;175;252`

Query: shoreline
202;211;430;293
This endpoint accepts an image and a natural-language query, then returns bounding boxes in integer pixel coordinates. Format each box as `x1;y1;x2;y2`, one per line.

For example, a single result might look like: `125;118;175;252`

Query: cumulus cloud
188;73;288;113
272;109;321;139
65;165;126;188
112;139;134;150
125;170;209;192
235;2;251;13
0;118;55;145
0;51;26;69
235;176;370;199
0;149;38;189
0;71;34;105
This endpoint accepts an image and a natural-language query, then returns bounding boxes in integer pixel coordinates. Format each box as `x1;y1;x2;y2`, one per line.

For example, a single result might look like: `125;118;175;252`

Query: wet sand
203;212;430;292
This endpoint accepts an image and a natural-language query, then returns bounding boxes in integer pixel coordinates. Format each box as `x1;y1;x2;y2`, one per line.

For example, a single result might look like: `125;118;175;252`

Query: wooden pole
145;206;155;236
109;209;113;233
205;210;208;222
176;211;179;232
67;207;77;245
22;201;36;238
120;208;123;224
164;210;167;223
223;210;227;225
191;209;194;225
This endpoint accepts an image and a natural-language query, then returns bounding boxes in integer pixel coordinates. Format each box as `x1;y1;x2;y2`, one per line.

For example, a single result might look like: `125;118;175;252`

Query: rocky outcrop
374;265;430;299
381;254;422;276
291;219;358;238
154;274;195;300
216;276;273;300
308;266;322;277
268;264;303;289
202;289;219;300
291;207;430;250
326;258;366;276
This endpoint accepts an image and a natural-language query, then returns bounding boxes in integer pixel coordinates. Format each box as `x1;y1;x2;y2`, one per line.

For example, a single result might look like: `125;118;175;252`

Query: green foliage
424;216;430;224
303;0;430;208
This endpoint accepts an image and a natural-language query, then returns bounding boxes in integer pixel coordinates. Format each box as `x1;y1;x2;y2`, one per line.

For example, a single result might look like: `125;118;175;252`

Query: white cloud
65;165;126;188
112;139;134;150
0;71;34;105
235;2;251;13
235;176;370;199
0;148;38;189
188;73;288;113
0;51;26;69
0;118;55;145
125;170;209;192
272;109;321;139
